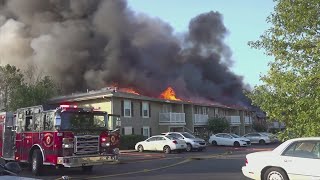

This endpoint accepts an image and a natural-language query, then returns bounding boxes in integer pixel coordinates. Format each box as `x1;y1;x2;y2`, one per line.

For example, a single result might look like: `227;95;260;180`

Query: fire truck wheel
82;166;93;172
31;149;43;176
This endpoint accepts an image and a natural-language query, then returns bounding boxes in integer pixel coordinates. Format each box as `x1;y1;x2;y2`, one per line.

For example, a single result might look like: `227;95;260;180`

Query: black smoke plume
0;0;249;104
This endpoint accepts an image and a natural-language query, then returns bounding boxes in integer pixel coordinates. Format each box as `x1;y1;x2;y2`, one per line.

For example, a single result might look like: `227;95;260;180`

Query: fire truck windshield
59;112;106;130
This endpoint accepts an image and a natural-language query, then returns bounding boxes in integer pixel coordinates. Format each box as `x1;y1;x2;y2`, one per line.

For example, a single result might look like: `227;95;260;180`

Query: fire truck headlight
62;143;74;149
101;142;110;147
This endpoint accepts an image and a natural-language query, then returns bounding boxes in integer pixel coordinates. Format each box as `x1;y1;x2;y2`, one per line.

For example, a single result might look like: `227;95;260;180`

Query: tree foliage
0;64;60;111
248;0;320;140
207;117;230;134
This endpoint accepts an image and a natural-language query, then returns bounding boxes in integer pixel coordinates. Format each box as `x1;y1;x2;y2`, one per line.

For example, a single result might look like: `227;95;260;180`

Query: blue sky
127;0;276;87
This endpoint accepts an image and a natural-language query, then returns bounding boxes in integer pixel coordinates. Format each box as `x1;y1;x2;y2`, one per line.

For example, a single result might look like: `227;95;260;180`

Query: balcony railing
159;112;186;125
244;116;252;125
225;116;241;125
194;114;209;126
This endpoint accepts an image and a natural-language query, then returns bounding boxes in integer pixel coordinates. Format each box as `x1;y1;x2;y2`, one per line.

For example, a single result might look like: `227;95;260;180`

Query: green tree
9;75;60;110
0;64;60;111
0;65;24;111
248;0;320;140
207;117;230;134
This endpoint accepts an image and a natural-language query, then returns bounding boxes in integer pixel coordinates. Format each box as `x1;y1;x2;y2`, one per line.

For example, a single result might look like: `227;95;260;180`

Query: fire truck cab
0;105;121;176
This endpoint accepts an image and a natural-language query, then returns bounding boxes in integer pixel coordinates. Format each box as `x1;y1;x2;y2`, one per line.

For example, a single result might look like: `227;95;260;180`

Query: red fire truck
0;104;121;175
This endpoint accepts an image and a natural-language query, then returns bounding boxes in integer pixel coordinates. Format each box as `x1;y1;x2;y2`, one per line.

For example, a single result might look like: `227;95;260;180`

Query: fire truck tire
31;149;43;176
82;166;93;172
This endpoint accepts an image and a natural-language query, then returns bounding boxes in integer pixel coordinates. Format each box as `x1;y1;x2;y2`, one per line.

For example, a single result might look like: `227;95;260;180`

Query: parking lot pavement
18;144;278;180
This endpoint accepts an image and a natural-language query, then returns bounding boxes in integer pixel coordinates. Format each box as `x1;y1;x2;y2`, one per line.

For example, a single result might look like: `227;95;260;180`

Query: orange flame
119;88;140;95
160;87;181;101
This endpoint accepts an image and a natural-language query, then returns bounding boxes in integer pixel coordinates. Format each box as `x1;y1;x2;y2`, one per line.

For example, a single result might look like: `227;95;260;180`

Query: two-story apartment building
50;88;253;137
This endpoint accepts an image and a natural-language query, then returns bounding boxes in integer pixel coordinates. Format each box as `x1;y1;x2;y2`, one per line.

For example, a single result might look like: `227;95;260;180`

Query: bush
207;117;230;134
253;122;267;132
119;135;146;150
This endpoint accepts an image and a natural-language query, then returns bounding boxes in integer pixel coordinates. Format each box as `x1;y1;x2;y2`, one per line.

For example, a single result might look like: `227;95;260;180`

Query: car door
251;133;261;143
155;137;167;151
223;134;234;146
244;133;254;143
280;140;320;179
144;137;157;151
215;134;225;145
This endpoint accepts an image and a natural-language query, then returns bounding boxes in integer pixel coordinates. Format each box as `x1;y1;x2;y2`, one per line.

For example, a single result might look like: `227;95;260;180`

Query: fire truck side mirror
55;115;62;130
104;114;108;127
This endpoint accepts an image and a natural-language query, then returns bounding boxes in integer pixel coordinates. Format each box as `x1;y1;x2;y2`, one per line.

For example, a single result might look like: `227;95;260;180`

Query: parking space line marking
54;158;192;180
54;152;231;180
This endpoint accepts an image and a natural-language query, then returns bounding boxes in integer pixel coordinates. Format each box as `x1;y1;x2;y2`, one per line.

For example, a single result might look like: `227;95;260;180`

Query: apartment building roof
49;88;249;110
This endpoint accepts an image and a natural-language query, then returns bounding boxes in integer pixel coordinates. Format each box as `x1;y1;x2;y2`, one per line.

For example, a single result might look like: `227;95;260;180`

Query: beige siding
77;98;112;113
113;97;164;136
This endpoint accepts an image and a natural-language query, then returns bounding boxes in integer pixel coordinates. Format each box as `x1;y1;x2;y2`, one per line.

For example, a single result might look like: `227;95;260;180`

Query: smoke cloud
0;0;249;104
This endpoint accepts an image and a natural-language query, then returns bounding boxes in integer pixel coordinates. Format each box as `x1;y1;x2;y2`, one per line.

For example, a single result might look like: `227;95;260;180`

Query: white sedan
242;137;320;180
135;135;187;153
209;133;251;147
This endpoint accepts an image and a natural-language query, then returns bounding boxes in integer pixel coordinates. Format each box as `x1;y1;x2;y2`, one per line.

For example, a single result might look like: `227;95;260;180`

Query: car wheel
31;149;43;176
259;139;266;145
212;140;217;146
163;146;171;154
186;143;192;152
82;166;93;172
233;141;240;147
264;167;288;180
138;145;144;152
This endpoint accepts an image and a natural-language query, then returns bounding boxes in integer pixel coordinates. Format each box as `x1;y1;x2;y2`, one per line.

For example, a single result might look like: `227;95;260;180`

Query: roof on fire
49;87;250;110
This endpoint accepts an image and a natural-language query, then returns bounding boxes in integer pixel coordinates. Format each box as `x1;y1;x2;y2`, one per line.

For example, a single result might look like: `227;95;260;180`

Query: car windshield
181;132;195;138
230;134;240;138
60;111;106;130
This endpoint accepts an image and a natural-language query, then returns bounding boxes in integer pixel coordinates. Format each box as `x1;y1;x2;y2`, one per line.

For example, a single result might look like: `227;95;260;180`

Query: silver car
242;132;273;144
161;132;206;152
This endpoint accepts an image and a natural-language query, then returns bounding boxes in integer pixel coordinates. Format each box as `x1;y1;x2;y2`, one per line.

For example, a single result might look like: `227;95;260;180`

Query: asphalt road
15;144;279;180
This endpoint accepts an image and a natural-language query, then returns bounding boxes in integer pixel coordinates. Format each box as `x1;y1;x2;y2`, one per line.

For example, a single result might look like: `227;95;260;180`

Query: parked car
243;132;274;144
260;132;280;143
242;137;320;180
161;132;207;152
209;133;251;147
135;135;186;153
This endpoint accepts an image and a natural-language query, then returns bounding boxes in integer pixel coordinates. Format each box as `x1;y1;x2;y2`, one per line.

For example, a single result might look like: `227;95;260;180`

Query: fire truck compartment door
3;113;15;159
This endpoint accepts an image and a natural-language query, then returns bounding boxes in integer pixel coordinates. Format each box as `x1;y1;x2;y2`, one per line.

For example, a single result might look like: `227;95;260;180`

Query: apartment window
124;126;132;135
142;126;150;137
142;102;150;118
123;100;132;117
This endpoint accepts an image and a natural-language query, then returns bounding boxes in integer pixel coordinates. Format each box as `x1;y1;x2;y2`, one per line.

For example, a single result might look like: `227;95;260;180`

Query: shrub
119;135;146;150
207;117;230;134
253;122;267;132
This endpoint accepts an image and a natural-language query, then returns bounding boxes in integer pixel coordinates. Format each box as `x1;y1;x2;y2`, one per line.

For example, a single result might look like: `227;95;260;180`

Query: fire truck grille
74;135;99;155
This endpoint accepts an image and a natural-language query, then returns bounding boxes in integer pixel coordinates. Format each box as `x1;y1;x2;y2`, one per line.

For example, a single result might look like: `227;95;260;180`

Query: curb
120;150;137;154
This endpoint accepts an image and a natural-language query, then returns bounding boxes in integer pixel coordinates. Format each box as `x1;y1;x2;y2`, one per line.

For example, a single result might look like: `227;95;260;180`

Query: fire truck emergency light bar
60;105;78;108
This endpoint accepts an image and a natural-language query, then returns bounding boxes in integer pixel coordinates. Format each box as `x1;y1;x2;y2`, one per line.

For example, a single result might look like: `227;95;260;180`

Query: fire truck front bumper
57;154;119;168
